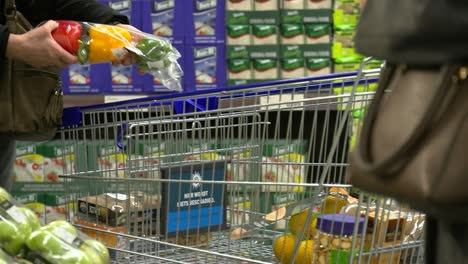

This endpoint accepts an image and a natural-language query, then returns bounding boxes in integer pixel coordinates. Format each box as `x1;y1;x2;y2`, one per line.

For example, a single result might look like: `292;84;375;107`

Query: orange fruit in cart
295;240;315;264
273;233;297;264
321;194;349;214
288;209;317;239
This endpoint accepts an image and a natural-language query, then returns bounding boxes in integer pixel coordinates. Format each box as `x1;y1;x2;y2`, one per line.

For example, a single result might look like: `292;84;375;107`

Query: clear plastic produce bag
52;20;183;91
25;220;110;264
0;188;42;257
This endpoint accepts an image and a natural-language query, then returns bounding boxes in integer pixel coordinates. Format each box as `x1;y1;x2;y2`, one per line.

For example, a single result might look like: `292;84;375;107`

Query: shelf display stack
332;0;381;72
226;0;334;86
141;0;227;92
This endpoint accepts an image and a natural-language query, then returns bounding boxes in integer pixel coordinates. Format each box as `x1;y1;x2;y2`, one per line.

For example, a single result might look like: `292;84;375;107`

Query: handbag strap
4;0;19;34
353;64;461;179
4;0;16;18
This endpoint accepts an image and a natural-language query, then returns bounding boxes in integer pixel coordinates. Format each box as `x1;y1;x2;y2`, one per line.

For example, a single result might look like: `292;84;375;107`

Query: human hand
6;20;77;68
112;23;142;66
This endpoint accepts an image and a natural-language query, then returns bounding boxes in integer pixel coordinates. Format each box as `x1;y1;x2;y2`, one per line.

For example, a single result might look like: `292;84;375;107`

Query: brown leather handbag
0;0;63;141
348;63;468;220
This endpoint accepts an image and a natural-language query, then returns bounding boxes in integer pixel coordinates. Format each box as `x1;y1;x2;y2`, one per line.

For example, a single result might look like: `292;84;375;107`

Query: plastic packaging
315;214;365;264
0;187;42;257
25;219;110;264
51;20;183;91
0;248;33;264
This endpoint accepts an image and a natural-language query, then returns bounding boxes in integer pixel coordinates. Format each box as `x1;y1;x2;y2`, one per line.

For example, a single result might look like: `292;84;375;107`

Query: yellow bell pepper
87;24;132;63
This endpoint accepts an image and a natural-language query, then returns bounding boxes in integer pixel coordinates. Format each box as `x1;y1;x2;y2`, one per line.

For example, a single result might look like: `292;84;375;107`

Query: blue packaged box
61;64;106;94
102;65;145;94
184;44;226;90
185;0;226;44
142;45;184;93
160;161;227;236
106;0;141;22
102;0;145;94
141;0;185;45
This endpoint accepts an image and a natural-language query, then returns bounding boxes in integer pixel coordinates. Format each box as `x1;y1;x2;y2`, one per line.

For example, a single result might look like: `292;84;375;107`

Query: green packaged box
251;24;278;45
44;193;78;223
248;45;280;59
226;193;252;226
171;139;220;161
280;44;331;58
282;0;332;10
134;140;168;180
253;58;279;80
226;11;280;25
306;57;332;76
263;139;308;157
11;182;81;194
281;10;333;24
305;24;331;44
226;0;254;11
227;24;251;45
226;45;280;59
261;140;308;193
85;140;127;178
228;59;253;80
36;140;87;182
226;45;250;59
216;139;262;158
281;23;305;44
14;142;44;182
280;58;305;79
333;8;359;29
220;139;261;191
332;29;362;59
333;57;382;73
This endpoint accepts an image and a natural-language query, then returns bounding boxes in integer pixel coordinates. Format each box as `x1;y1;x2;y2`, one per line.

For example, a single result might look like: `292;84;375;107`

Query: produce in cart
0;188;42;257
51;20;182;91
0;248;32;264
25;220;109;264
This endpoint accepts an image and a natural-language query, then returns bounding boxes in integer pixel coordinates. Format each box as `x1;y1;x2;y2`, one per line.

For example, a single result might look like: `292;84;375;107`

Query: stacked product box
226;0;333;86
11;141;86;223
184;0;226;90
332;0;381;72
11;184;81;224
226;0;279;11
13;141;85;183
61;64;107;94
140;0;185;45
185;0;226;45
140;0;226;91
279;4;333;80
226;10;281;86
141;0;185;92
102;0;146;94
184;44;227;90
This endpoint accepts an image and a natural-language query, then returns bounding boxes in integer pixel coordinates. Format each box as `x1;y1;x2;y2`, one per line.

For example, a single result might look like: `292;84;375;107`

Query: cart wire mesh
57;59;425;264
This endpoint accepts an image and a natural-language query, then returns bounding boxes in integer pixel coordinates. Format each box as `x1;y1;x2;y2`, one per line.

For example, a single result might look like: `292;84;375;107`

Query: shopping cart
57;59;426;264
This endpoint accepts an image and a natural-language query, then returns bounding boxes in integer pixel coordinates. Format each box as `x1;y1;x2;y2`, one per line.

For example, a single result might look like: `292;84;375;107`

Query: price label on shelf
104;95;148;104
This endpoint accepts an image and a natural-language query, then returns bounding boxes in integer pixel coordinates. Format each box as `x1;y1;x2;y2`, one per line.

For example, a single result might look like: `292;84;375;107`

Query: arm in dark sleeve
0;25;9;61
54;0;129;25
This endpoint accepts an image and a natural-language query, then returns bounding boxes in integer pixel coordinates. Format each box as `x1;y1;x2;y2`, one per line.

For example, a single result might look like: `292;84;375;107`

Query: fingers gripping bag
51;20;183;91
0;187;42;257
25;219;110;264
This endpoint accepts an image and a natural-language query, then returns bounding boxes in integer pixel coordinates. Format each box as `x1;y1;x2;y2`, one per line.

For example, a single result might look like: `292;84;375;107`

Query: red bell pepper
51;20;83;54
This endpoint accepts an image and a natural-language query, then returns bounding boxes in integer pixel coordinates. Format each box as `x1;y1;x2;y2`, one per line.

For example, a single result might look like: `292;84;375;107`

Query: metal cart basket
57;60;426;264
